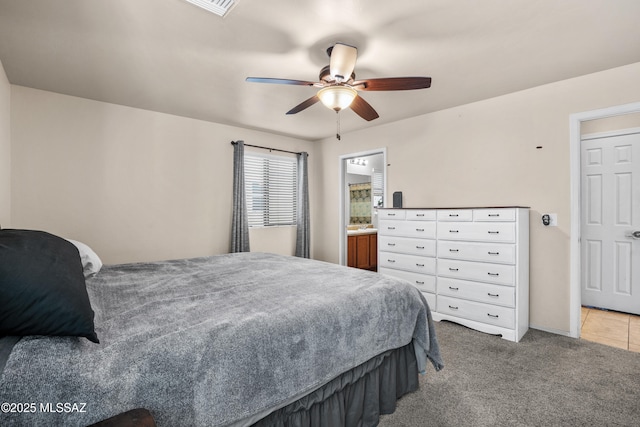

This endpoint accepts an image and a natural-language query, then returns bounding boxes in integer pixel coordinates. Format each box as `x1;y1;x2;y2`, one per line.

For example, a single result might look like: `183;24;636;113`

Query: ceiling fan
246;43;432;124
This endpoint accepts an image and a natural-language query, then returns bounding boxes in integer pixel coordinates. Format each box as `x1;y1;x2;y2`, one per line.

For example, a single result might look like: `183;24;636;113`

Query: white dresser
378;207;529;342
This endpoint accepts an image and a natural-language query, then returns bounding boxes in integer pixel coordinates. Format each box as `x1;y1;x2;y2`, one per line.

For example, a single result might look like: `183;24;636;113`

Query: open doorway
338;149;387;267
577;115;640;352
569;102;640;340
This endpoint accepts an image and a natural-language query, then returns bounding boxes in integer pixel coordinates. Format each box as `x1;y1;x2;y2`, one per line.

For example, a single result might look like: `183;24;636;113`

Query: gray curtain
295;152;310;258
231;140;250;252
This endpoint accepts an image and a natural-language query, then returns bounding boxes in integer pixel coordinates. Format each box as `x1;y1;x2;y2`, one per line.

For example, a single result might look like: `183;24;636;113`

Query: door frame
338;148;387;266
569;101;640;338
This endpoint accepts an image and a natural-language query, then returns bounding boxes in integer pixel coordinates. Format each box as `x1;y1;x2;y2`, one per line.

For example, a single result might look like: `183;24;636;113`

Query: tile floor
581;306;640;353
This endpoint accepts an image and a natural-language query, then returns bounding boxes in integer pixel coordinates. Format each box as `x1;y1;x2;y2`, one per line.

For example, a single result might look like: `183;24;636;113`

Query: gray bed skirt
251;341;417;427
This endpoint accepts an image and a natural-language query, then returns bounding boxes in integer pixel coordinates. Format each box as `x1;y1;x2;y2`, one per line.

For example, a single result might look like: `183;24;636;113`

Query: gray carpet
379;320;640;426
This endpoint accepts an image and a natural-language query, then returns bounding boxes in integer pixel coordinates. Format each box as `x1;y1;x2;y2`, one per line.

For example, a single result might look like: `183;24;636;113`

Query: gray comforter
0;252;442;426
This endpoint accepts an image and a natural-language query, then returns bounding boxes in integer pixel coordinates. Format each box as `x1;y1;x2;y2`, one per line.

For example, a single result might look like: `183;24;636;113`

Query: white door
581;131;640;315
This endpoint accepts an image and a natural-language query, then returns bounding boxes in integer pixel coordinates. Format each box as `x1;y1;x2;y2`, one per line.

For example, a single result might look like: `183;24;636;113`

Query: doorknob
628;231;640;239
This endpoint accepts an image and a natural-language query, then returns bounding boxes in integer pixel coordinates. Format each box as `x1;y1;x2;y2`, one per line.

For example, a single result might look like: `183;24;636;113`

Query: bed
0;229;443;426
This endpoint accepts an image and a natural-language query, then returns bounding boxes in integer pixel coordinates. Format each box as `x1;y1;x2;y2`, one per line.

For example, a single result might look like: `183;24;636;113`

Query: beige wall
312;62;640;335
0;60;10;228
10;86;315;264
581;112;640;135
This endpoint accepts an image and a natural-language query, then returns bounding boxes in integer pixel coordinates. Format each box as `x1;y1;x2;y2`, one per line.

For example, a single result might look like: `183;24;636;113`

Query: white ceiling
1;0;639;141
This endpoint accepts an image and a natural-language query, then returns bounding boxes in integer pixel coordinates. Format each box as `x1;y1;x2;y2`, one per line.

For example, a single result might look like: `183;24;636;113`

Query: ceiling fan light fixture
318;86;357;111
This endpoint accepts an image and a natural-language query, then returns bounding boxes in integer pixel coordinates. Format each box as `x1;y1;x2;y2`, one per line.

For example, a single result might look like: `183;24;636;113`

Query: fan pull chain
336;111;341;141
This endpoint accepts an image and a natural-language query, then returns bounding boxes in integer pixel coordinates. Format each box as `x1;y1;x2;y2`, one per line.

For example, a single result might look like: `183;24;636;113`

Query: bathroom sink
347;228;378;236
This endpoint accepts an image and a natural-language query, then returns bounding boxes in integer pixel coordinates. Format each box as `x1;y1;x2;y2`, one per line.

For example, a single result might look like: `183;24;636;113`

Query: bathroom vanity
347;228;378;271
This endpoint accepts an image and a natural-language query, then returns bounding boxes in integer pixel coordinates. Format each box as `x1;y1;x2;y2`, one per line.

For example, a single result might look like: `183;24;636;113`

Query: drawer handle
487;313;499;318
416;281;425;285
449;249;459;252
416;228;425;232
487;293;500;297
388;226;396;230
387;243;396;246
417;213;425;217
387;259;396;263
449;214;459;217
388;213;396;216
449;230;459;233
487;272;499;276
488;214;500;217
449;305;459;310
449;286;459;291
416;245;425;249
416;263;425;267
449;268;459;272
488;231;500;234
488;251;500;255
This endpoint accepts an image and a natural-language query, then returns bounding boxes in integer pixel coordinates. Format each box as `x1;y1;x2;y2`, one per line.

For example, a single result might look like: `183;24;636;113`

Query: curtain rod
230;141;306;156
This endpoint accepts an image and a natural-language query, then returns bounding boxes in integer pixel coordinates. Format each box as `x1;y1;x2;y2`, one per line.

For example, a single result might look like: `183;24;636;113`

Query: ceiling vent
183;0;237;17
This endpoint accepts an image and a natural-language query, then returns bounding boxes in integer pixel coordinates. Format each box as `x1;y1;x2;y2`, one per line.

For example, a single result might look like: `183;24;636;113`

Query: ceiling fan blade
352;77;432;91
246;77;316;86
329;43;358;82
350;95;379;121
286;95;320;115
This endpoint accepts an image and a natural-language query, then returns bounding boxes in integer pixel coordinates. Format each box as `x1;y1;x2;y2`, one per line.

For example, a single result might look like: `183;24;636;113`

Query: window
244;152;297;227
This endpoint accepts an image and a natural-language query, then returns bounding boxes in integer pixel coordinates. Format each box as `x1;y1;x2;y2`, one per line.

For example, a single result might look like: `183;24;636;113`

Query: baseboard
529;323;575;338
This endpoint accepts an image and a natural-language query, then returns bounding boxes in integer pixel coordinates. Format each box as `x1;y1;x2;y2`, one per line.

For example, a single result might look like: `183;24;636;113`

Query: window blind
245;153;297;227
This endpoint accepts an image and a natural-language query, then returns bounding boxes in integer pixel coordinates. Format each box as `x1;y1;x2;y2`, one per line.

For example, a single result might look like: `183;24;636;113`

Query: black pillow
0;229;99;343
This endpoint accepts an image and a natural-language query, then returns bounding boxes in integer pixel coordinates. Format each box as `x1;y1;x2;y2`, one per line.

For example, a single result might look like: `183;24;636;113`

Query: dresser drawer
379;236;436;257
437;240;516;264
379;252;436;275
379;220;436;238
378;209;406;220
406;210;436;221
437;259;515;286
379;267;436;294
438;277;515;307
473;208;516;222
437;209;473;221
436;222;515;243
437;295;515;329
423;292;436;311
